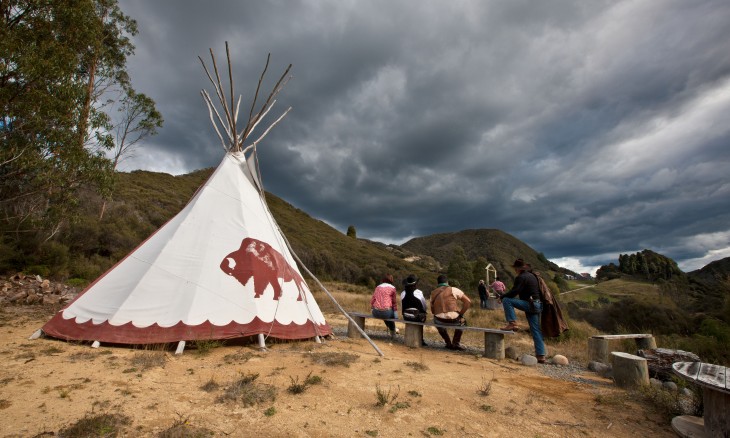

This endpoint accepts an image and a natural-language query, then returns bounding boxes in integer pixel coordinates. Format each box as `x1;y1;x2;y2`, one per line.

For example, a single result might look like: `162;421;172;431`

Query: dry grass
56;412;131;437
404;356;429;372
200;377;220;393
477;374;494;396
190;339;224;356
313;283;371;313
375;384;400;407
129;350;167;371
308;351;359;367
222;350;256;364
216;372;277;406
158;414;214;438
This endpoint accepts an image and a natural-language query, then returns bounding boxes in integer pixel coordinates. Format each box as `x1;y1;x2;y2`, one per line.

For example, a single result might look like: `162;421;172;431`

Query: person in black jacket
477;279;488;309
497;258;546;363
400;274;427;322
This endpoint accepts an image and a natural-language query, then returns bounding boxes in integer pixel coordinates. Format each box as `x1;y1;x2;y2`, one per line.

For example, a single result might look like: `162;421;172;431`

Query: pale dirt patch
0;306;675;437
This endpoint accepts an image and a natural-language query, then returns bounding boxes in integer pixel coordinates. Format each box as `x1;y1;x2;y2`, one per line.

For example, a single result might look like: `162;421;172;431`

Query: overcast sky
117;0;730;275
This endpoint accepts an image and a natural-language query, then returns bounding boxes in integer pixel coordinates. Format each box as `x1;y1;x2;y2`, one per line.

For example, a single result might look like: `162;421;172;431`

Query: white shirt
400;289;428;312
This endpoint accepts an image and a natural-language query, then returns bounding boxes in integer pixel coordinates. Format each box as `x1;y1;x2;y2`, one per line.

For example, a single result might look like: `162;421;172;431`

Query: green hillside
575;252;730;365
401;229;569;282
1;167;438;290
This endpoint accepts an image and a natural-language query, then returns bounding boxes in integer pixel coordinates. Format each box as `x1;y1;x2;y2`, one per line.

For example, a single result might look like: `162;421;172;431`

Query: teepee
37;45;338;353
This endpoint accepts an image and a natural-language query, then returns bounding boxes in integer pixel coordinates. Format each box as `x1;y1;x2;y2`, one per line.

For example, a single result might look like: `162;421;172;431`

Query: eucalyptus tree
1;1;159;247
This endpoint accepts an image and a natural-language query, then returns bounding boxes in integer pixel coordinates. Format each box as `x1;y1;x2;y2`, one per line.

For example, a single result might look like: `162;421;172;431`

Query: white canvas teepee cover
42;151;332;344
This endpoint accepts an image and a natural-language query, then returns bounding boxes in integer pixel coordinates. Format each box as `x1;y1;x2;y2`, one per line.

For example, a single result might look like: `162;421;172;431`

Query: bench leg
588;338;610;363
404;323;423;348
484;333;505;359
635;336;657;350
704;388;730;437
611;352;649;388
347;315;365;338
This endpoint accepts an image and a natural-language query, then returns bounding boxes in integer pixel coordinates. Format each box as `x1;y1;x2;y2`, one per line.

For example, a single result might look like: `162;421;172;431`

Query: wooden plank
697;363;729;394
674;362;730;395
592;334;653;340
670;415;706;438
673;361;701;381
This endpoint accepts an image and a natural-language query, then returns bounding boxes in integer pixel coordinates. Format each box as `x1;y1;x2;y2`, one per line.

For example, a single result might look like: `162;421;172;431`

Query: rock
25;294;41;305
663;381;678;392
43;295;61;305
504;346;519;360
588;361;611;374
680;388;693;397
40;280;50;290
521;354;538;366
650;378;663;389
10;291;27;303
552;354;569;365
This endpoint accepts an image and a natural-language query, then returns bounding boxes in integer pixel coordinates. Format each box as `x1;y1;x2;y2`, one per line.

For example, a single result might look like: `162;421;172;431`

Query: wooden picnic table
671;361;728;437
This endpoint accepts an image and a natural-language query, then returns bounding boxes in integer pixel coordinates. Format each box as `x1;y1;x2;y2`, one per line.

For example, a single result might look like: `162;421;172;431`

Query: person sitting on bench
401;274;428;346
401;274;427;322
370;274;399;338
430;274;471;351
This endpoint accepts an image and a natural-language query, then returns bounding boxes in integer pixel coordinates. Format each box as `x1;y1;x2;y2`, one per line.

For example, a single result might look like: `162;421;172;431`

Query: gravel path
331;326;610;387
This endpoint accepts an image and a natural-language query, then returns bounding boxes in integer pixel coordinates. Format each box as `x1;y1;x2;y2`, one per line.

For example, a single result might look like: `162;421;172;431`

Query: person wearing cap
498;258;546;363
371;274;399;338
430;274;471;350
400;274;428;322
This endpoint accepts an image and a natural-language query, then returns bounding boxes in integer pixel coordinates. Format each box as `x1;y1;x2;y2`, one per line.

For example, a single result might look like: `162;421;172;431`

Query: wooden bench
671;361;729;438
587;334;657;364
347;312;514;360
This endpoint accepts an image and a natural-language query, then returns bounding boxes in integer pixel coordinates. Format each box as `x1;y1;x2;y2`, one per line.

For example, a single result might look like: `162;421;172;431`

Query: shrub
57;412;131;437
217;373;277;406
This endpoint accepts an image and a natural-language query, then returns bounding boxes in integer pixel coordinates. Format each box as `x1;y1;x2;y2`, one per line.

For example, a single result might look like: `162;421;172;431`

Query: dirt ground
0;306;677;437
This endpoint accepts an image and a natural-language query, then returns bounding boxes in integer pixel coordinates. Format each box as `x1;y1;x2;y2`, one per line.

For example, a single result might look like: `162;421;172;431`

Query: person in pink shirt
490;276;506;297
371;274;398;338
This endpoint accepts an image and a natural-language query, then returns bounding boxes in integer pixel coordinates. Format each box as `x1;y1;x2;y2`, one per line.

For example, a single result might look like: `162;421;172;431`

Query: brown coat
533;272;569;338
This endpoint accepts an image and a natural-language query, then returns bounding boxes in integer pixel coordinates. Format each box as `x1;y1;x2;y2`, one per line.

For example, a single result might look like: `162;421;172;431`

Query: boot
500;321;519;331
537;355;546;364
450;330;464;350
436;328;452;349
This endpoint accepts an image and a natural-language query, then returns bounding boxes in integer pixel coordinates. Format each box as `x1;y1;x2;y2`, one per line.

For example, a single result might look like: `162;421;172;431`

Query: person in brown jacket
430;274;471;350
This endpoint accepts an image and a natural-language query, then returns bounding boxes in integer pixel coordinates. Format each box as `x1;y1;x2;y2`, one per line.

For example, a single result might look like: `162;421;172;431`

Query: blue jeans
502;297;546;356
372;308;396;331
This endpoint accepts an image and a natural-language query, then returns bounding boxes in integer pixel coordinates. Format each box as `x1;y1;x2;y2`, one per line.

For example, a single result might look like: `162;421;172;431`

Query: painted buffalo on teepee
221;237;306;301
37;45;332;351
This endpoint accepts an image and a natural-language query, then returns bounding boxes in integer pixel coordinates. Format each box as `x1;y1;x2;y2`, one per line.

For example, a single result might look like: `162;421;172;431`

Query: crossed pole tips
197;43;384;357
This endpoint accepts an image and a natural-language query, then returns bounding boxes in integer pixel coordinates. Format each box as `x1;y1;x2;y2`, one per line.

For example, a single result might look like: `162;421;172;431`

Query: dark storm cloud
118;0;730;274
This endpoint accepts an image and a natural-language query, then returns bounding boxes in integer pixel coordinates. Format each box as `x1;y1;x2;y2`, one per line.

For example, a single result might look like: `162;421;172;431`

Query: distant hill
401;229;578;283
595;250;730;322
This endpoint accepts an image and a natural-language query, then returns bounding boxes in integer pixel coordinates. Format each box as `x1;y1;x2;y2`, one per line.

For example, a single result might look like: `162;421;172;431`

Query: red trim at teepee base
42;312;332;345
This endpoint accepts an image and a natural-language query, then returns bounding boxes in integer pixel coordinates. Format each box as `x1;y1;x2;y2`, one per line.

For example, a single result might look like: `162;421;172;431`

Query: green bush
698;317;730;344
25;265;51;277
66;278;89;288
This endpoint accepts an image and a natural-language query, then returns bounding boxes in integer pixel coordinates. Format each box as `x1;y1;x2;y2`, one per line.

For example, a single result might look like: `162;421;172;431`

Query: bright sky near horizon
117;0;730;275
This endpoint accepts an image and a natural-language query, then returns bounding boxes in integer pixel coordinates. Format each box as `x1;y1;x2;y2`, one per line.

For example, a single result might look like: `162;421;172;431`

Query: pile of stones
0;273;79;306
